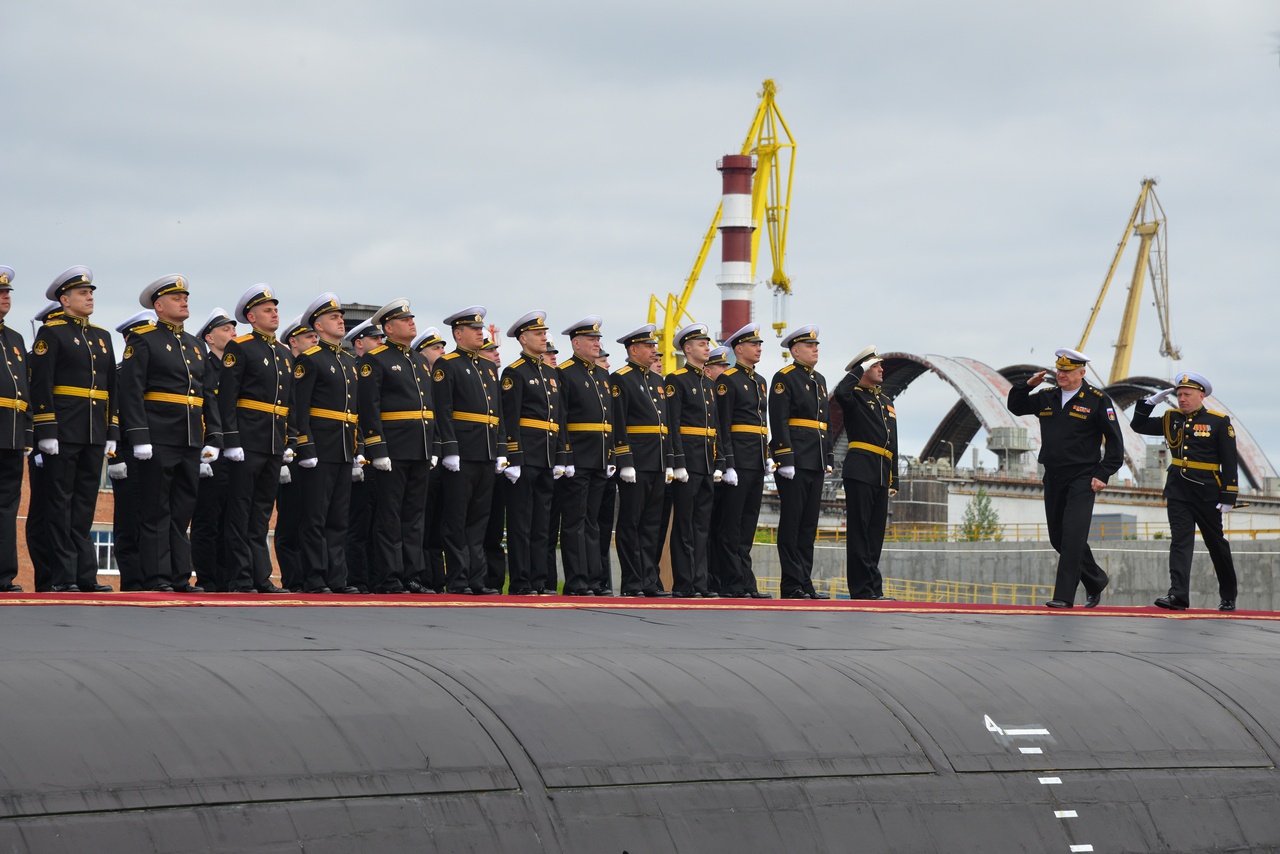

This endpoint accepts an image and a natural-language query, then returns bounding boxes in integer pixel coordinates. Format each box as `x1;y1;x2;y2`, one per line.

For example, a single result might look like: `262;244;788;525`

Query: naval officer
108;310;157;592
1007;348;1124;608
26;301;65;590
1131;372;1240;611
0;267;30;592
343;319;385;593
190;307;238;591
413;326;449;593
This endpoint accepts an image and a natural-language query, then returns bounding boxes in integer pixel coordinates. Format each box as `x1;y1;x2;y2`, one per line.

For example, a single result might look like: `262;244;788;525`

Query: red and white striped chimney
716;154;757;341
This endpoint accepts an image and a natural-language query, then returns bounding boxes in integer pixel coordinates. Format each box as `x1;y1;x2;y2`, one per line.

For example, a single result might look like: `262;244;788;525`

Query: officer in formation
413;325;448;592
190;307;237;591
26;300;64;589
108;309;155;591
0;268;29;592
833;346;898;601
1131;372;1239;611
1008;348;1124;609
342;319;384;593
273;316;316;590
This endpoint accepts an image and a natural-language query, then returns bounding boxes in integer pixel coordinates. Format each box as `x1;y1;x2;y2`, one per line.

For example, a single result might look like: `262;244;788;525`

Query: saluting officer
219;284;293;594
0;267;30;592
293;294;362;594
1132;372;1240;611
665;323;724;598
556;317;615;596
26;301;64;591
29;266;117;593
413;326;449;593
1008;348;1124;609
712;324;772;599
342;320;385;593
117;276;222;592
359;299;437;594
769;325;833;600
190;307;237;592
108;310;157;592
274;316;317;591
500;311;569;595
612;324;675;597
434;306;506;595
832;346;898;601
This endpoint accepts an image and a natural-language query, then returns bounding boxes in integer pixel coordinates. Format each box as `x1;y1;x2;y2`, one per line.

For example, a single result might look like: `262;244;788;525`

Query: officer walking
612;324;674;597
434;306;505;595
1007;348;1124;608
219;284;293;594
500;311;569;595
665;323;723;597
189;307;237;592
768;325;833;600
29;266;117;593
358;299;437;594
1131;372;1240;611
292;294;362;594
117;276;223;592
0;267;30;593
833;346;899;600
342;320;384;593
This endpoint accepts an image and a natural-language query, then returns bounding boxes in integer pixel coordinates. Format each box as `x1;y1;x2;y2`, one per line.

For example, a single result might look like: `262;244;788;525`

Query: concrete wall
750;539;1280;610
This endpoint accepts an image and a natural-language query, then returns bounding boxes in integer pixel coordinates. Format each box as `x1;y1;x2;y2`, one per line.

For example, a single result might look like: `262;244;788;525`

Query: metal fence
754;523;1280;544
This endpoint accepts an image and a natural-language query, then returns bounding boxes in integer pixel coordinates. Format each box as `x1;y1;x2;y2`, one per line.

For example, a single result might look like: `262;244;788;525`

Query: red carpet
0;591;1273;619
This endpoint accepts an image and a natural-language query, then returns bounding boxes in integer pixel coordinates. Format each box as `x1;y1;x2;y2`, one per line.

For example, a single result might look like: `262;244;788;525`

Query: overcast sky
3;1;1277;469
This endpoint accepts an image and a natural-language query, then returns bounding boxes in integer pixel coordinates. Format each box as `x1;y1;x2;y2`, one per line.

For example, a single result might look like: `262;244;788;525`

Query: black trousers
559;468;607;594
345;474;377;591
113;453;144;591
656;482;674;567
1043;468;1108;605
844;478;889;598
274;465;304;590
420;464;447;591
442;460;494;592
0;450;23;587
45;442;106;589
137;444;200;590
484;474;507;590
298;460;354;591
547;476;565;591
1167;497;1236;603
617;470;666;594
776;467;823;597
714;468;764;595
190;457;229;591
224;450;283;591
505;464;554;593
369;458;430;593
670;471;714;594
596;476;617;592
27;455;54;590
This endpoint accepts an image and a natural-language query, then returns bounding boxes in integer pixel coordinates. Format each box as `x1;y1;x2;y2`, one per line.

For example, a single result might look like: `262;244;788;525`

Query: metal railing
754;523;1280;543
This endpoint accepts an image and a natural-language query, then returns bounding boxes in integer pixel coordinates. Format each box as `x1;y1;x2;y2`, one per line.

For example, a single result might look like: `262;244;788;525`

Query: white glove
431;454;439;468
34;454;43;468
766;457;776;471
825;465;834;474
107;462;128;480
201;446;219;463
564;464;575;478
355;454;366;466
279;465;292;484
505;465;522;483
351;462;364;482
299;457;318;469
105;440;117;456
665;467;675;483
199;462;213;478
674;467;689;483
495;456;508;473
553;465;566;479
1217;503;1233;513
620;466;637;483
1144;388;1174;406
133;444;153;461
606;464;617;478
282;447;296;464
372;457;392;472
713;469;723;483
778;465;796;480
443;455;460;472
224;447;245;462
38;439;58;456
724;467;739;486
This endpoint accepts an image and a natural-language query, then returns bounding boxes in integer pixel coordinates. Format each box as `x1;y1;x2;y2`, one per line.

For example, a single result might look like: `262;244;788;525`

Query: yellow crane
647;79;797;375
1076;178;1181;385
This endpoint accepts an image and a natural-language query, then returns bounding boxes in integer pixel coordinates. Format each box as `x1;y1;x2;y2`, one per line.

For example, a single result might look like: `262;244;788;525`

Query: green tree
959;486;1002;541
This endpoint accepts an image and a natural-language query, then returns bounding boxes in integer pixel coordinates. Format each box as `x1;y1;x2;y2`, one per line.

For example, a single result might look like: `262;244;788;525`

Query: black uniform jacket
714;365;768;472
501;352;568;469
833;375;898;488
118;320;222;450
611;359;673;473
768;362;833;471
1131;400;1239;505
665;365;722;474
218;330;294;455
295;339;361;464
432;347;504;462
29;314;118;446
557;355;614;471
0;322;32;451
1007;381;1124;480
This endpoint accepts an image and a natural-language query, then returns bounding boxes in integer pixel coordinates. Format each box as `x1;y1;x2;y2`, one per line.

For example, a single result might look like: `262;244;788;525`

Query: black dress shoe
356;584;370;594
644;590;673;598
84;584;113;593
231;587;260;594
379;586;408;594
510;588;536;595
334;586;361;594
536;587;557;595
594;588;614;597
1154;596;1188;611
173;584;205;593
873;595;898;601
0;583;23;592
670;591;695;598
564;589;593;596
405;580;430;594
257;584;288;594
303;587;332;594
749;591;773;599
1085;578;1108;608
145;584;175;592
620;590;645;597
471;587;501;595
287;585;303;593
783;590;812;599
812;591;831;600
1219;599;1236;612
50;584;81;592
701;591;720;599
1045;599;1073;609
